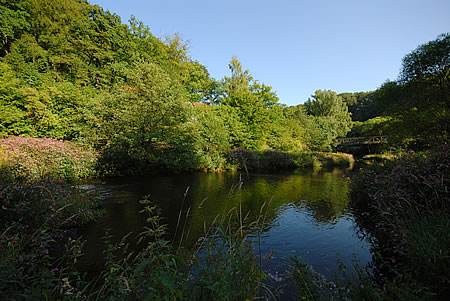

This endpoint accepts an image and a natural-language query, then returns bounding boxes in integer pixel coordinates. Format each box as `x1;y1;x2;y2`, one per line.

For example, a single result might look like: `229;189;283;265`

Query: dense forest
2;0;447;174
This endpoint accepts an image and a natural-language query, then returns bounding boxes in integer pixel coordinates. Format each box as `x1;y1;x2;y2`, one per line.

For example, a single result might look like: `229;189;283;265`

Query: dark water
77;168;371;284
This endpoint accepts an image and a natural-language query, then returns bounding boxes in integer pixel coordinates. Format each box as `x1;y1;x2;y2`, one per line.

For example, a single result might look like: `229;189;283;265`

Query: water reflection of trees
183;170;350;246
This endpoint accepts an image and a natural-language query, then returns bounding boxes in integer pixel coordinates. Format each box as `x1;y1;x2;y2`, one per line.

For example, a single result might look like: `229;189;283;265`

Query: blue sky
92;0;449;106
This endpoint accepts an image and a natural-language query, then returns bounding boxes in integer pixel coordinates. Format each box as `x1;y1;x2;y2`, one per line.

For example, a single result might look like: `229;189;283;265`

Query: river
76;168;371;289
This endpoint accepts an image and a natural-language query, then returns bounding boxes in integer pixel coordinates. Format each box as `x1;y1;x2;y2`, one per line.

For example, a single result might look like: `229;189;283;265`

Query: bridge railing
334;136;387;146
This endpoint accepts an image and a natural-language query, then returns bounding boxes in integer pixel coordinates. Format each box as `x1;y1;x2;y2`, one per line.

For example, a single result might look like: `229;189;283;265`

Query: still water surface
78;168;371;282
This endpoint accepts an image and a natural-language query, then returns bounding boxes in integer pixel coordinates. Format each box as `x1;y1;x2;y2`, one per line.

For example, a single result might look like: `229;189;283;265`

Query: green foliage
226;148;353;172
350;116;390;137
216;104;250;149
0;0;31;56
0;61;31;137
280;105;331;152
350;144;450;299
305;90;353;139
290;152;354;168
340;91;382;122
187;219;262;300
1;0;357;170
288;257;334;300
0;168;99;299
219;57;277;149
375;33;450;149
267;105;307;152
193;105;230;169
82;62;198;174
91;200;186;300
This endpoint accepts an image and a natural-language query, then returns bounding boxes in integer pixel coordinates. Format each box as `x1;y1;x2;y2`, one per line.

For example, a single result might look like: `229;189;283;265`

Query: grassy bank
226;148;354;173
348;144;450;300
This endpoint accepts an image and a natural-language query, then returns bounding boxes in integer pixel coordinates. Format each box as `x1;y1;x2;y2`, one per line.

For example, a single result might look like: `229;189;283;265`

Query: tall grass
226;148;354;172
350;144;450;300
290;151;354;168
0;171;100;299
74;193;275;300
0;169;278;300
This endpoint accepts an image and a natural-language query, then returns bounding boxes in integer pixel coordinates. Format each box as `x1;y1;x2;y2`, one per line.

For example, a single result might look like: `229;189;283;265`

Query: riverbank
0;137;101;298
348;144;450;300
226;148;354;173
0;136;360;299
3;136;445;299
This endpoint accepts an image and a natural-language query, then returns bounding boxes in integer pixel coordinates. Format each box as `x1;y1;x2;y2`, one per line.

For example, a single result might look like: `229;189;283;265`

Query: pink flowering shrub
0;136;98;180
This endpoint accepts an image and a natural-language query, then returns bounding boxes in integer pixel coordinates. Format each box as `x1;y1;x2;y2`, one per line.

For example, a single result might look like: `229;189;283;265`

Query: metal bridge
334;136;387;146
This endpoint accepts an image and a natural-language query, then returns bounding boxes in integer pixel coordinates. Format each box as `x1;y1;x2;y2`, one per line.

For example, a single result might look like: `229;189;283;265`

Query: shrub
226;148;297;172
0;170;99;299
290;152;354;169
290;152;318;168
350;144;450;299
315;152;354;168
0;136;98;180
260;150;296;170
226;147;259;172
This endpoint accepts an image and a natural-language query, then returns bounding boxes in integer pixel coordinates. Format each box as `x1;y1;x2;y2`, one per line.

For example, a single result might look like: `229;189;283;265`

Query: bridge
334;136;387;146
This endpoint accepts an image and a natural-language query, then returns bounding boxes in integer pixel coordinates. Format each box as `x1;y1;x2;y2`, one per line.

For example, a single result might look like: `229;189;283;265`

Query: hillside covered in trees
1;0;448;173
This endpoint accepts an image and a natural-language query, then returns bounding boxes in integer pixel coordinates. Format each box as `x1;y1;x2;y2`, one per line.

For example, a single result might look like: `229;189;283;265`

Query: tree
221;56;253;97
400;33;449;87
340;91;382;122
377;33;450;147
193;105;230;169
0;62;31;136
267;105;308;152
0;0;31;56
219;57;276;149
117;62;191;151
284;105;333;151
305;89;353;138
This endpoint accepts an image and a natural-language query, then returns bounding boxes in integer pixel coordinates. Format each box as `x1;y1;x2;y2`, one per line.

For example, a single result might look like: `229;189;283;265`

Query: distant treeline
1;0;448;172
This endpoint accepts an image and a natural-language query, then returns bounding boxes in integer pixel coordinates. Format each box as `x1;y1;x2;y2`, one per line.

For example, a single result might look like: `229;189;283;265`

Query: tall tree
305;89;353;138
219;57;277;149
340;91;382;122
0;0;31;56
378;33;450;147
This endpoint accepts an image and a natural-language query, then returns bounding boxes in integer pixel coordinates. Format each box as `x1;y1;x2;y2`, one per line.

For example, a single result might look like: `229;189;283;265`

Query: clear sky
92;0;449;106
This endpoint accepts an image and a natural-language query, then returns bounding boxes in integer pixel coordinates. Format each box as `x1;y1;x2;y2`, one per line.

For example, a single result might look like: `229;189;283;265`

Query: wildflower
268;272;283;282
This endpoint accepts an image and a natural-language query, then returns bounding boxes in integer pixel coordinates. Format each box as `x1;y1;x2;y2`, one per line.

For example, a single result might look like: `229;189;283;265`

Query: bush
226;148;297;172
227;148;354;172
0;136;98;180
0;170;99;299
226;147;259;172
259;150;296;170
290;151;354;169
290;152;318;167
350;144;450;299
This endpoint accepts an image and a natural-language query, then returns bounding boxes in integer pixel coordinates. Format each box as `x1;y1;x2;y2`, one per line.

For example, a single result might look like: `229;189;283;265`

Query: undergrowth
349;144;450;300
